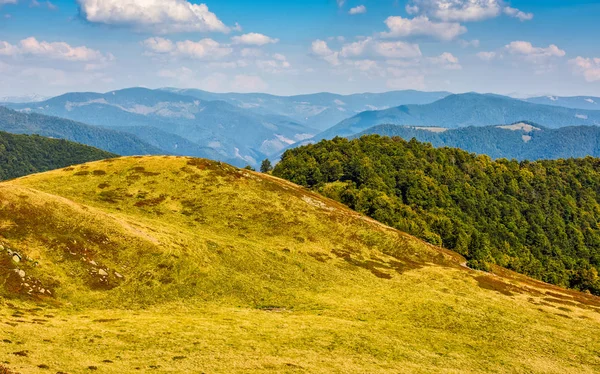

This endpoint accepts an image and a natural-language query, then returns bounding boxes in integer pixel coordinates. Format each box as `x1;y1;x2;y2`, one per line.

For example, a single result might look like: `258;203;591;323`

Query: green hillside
0;106;162;156
274;136;600;294
0;131;116;180
0;156;599;373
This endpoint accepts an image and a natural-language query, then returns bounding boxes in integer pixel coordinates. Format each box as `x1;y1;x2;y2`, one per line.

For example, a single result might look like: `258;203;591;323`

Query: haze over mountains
3;88;600;166
354;123;600;161
315;93;600;142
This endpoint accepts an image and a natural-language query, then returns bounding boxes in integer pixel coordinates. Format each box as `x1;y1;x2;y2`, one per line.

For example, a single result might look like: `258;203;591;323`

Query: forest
0;131;116;180
274;135;600;294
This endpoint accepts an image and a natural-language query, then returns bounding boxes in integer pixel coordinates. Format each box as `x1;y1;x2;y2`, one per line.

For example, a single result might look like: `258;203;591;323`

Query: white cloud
503;6;533;21
504;41;565;62
141;37;174;53
337;0;345;7
405;0;533;22
256;53;291;73
569;56;600;82
476;51;497;61
372;41;422;59
77;0;230;34
313;38;421;65
381;16;467;41
0;37;113;64
231;33;278;46
349;5;366;15
0;0;17;6
427;52;461;69
311;39;340;66
142;37;233;60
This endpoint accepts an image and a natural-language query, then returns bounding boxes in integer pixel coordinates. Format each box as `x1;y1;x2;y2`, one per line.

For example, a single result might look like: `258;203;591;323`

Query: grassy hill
0;131;116;181
0;156;599;373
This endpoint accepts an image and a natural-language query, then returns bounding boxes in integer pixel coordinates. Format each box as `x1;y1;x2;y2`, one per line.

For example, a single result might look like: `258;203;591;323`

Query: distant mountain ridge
162;88;451;131
354;122;600;161
0;106;162;156
8;87;316;167
524;95;600;110
314;93;600;141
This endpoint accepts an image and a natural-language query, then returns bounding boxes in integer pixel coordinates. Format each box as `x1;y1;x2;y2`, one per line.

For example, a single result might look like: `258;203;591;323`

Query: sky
0;0;599;98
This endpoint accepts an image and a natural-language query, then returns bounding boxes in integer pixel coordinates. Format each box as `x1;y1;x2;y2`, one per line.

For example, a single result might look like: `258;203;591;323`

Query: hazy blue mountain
0;94;49;103
162;88;451;131
354;122;600;160
8;87;315;166
315;93;600;141
525;95;600;110
0;106;162;156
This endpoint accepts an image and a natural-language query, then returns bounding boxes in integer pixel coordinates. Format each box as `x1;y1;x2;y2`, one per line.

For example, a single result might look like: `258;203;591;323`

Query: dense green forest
274;135;600;294
0;131;116;180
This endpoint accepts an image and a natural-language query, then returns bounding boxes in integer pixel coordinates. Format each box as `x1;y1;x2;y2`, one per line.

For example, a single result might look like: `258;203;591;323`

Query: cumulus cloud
77;0;230;34
503;6;533;21
313;38;421;66
256;53;291;73
427;52;462;69
142;37;233;60
349;5;366;15
381;15;467;41
569;56;600;82
311;39;340;66
405;0;532;22
504;41;565;62
231;33;279;46
476;51;497;61
372;41;422;59
0;37;113;64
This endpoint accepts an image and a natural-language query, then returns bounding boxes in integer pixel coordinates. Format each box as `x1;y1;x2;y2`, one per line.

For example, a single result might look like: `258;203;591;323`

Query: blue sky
0;0;599;97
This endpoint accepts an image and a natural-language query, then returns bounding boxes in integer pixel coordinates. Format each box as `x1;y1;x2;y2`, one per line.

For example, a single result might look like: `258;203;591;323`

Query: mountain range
313;93;600;142
353;122;600;160
0;106;162;156
5;88;600;166
525;95;600;110
161;88;451;131
7;88;316;167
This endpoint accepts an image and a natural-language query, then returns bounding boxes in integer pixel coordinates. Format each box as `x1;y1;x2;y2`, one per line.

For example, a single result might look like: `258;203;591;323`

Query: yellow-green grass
0;156;599;373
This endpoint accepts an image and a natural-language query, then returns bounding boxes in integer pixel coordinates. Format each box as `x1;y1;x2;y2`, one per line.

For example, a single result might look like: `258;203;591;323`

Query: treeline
274;135;600;294
0;131;116;180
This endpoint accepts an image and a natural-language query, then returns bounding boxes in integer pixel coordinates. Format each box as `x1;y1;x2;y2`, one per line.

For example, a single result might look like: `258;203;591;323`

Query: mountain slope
0;106;162;156
0;131;116;180
165;88;451;131
8;88;316;165
315;93;600;141
0;156;599;373
354;122;600;160
525;95;600;110
274;136;600;294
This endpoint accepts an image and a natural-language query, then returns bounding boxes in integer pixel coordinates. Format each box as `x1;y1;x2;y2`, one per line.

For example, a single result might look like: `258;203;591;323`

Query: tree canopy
274;135;600;294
